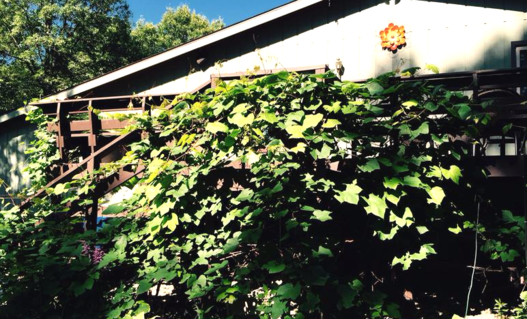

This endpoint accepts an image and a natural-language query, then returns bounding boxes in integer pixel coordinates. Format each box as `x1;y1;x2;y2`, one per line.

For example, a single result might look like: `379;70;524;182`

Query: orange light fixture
380;23;406;53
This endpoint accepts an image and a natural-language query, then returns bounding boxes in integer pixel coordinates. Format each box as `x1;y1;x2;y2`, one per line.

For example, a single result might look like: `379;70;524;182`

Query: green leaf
384;177;402;190
145;184;162;201
424;101;439;112
441;165;461;184
358;158;380;173
402;100;418;107
400;67;420;76
448;225;462;234
366;82;384;95
263;261;286;274
303;114;324;128
428;186;446;205
277;283;301;300
317;246;333;257
335;182;362;205
392;244;436;270
385;193;400;205
54;183;69;195
403;176;422;188
323;101;342;113
286;125;305;139
502;123;513;134
261;112;278;123
235;188;254;202
322;119;341;128
232;103;249;113
457;104;471;119
97;251;119;268
228;113;255;127
137;280;152;294
165;213;179;232
501;249;520;262
103;204;125;215
311;210;332;222
223;238;239;254
115;235;128;251
363;194;388;219
271;299;287;319
287;110;305;123
158;200;176;215
425;63;440;74
206;121;229;133
412;122;429;139
204;260;228;275
317;144;332;159
337;284;358;309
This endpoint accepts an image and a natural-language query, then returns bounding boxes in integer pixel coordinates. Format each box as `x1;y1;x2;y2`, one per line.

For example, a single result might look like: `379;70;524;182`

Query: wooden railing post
56;102;71;174
141;97;151;140
472;72;480;102
87;100;101;173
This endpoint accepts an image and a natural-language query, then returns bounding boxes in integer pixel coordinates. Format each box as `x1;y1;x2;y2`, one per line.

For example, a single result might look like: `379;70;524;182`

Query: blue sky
127;0;292;26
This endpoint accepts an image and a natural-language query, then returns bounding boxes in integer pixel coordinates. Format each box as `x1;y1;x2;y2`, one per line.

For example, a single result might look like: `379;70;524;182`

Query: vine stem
465;200;480;317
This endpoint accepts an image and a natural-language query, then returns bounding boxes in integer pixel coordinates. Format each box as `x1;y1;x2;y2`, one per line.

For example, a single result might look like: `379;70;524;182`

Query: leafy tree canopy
0;0;134;111
131;5;224;58
0;1;224;112
1;70;523;318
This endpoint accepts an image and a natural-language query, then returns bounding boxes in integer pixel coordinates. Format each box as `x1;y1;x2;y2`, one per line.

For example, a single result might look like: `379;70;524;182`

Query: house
2;0;527;206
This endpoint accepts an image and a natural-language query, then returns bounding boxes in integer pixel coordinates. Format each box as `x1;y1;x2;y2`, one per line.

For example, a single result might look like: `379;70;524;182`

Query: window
511;41;527;96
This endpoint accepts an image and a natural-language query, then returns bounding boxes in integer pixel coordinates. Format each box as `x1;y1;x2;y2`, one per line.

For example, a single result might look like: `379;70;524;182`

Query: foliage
0;70;521;318
131;5;224;58
489;292;527;319
0;1;223;112
0;0;134;111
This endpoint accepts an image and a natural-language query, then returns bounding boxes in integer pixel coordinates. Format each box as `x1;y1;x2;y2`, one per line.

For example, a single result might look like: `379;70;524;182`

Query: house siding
135;0;527;96
0;116;36;201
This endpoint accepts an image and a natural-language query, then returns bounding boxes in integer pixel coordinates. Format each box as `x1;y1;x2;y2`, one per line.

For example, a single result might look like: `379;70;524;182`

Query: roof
0;106;34;125
42;0;325;102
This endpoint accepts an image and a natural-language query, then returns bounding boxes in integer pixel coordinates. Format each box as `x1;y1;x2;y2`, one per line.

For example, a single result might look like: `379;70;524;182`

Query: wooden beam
210;64;330;82
20;130;141;209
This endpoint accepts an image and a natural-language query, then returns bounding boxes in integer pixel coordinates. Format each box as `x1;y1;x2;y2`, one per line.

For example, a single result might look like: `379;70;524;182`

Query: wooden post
86;196;99;231
472;73;480;102
211;75;218;88
141;98;151;140
56;102;71;174
88;100;101;173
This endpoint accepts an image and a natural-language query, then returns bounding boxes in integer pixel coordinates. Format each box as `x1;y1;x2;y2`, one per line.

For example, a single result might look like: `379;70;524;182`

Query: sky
127;0;292;26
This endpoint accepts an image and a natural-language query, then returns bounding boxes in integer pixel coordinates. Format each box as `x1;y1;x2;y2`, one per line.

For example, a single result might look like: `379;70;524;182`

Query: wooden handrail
20;130;141;209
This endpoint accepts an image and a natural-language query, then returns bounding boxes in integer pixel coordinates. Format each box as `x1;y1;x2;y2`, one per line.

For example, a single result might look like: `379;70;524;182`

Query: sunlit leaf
206;121;229;133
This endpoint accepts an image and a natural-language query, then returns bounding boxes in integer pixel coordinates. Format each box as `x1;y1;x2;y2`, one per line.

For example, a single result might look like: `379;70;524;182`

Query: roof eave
42;0;325;102
0;106;35;125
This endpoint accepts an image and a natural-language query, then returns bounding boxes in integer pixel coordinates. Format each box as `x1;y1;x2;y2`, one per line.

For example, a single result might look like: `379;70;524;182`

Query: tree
1;70;522;318
0;0;134;112
131;5;224;58
0;2;224;113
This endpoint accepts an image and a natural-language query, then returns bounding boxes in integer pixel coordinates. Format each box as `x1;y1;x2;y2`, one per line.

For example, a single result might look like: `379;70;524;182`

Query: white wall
141;0;527;95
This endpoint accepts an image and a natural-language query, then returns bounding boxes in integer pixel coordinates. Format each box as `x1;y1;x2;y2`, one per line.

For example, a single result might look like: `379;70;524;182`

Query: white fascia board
0;106;36;125
43;0;325;101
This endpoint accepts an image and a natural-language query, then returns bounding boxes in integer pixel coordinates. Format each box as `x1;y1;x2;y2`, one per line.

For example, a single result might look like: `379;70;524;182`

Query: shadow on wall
0;116;36;197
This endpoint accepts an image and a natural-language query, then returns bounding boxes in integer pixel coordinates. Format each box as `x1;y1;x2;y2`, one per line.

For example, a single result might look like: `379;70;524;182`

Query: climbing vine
0;69;524;318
